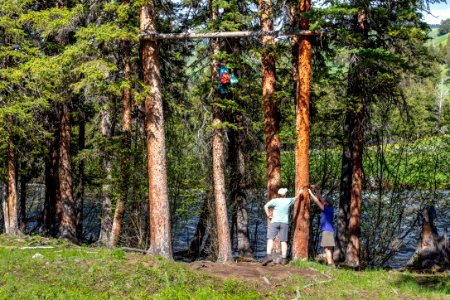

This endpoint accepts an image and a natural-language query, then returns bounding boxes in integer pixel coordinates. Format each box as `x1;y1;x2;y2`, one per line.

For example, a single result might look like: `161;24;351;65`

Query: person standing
261;187;302;266
308;185;335;266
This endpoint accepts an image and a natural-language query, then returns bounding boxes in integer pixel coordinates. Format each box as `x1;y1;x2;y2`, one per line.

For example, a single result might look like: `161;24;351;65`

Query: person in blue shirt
308;185;335;266
261;187;303;266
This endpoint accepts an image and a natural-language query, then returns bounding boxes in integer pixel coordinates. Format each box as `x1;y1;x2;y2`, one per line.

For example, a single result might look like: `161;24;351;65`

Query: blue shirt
321;205;334;232
266;197;295;224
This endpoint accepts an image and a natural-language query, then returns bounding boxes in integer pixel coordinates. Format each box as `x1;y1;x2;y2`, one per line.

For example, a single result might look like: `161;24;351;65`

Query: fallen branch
121;247;148;254
20;246;55;249
303;279;333;289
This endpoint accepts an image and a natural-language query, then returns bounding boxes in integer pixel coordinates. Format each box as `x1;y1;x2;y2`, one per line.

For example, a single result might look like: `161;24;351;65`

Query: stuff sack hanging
220;66;231;85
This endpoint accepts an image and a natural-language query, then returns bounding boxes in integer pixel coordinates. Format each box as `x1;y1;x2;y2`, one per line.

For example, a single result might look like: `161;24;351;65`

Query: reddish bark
260;0;281;201
209;1;232;262
346;107;363;267
259;0;283;261
292;0;312;260
6;134;18;234
58;102;78;243
141;2;172;258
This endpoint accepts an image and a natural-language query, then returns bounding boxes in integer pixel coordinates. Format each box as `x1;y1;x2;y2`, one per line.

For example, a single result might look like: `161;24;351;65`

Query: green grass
426;28;449;47
0;235;448;299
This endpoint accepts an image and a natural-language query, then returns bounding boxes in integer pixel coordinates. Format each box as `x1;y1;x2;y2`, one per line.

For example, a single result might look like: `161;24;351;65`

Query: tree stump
407;206;450;271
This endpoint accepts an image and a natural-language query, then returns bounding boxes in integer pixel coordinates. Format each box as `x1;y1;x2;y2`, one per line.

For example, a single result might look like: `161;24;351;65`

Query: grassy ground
0;235;448;299
427;28;449;46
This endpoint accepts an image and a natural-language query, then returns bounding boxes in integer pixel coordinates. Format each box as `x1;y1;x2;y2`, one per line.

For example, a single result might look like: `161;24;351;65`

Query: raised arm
264;202;272;219
308;188;324;210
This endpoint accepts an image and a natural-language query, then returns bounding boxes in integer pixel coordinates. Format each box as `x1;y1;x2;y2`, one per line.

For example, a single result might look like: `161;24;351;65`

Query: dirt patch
185;260;322;289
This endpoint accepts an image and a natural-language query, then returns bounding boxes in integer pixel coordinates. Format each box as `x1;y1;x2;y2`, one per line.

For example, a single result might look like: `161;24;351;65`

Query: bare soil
185;260;324;289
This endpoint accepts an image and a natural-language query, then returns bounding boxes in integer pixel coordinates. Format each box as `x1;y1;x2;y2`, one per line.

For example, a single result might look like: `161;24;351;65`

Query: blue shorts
267;222;289;242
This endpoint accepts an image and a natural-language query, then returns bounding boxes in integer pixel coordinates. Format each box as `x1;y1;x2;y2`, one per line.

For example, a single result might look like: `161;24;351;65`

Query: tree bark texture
141;2;172;259
407;206;450;270
58;102;78;243
260;0;281;201
6;134;18;234
292;0;312;260
290;0;300;99
335;113;353;262
111;37;132;247
345;106;363;267
344;9;369;267
212;105;233;262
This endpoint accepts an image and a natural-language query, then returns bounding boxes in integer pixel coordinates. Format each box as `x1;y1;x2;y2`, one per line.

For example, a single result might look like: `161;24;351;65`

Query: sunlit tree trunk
290;0;300;98
259;0;283;262
209;0;232;263
292;0;312;260
141;2;172;258
260;0;281;201
6;133;18;234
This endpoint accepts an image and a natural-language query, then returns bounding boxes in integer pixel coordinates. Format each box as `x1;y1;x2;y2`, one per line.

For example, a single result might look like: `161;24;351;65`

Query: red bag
220;70;231;85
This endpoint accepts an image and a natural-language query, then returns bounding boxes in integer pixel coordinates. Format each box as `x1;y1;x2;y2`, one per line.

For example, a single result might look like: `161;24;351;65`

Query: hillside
426;28;450;46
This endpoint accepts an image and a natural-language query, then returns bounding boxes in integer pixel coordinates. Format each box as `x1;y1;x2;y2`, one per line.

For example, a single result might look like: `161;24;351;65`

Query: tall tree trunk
292;0;312;260
260;0;281;201
346;106;363;267
335;113;353;262
212;104;232;262
260;0;283;262
141;2;172;258
344;8;369;267
111;36;132;247
290;0;300;99
76;113;85;241
223;32;253;259
209;1;232;262
6;134;18;234
98;108;114;245
58;102;78;243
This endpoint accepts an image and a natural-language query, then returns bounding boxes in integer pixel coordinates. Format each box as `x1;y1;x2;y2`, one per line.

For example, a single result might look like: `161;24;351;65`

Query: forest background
0;0;449;269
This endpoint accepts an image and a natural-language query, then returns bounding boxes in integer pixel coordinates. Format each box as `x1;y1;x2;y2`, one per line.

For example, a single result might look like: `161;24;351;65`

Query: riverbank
0;235;448;299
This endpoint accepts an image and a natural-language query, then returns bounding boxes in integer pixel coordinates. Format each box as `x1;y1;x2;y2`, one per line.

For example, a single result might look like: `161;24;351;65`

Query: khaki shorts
321;231;335;248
